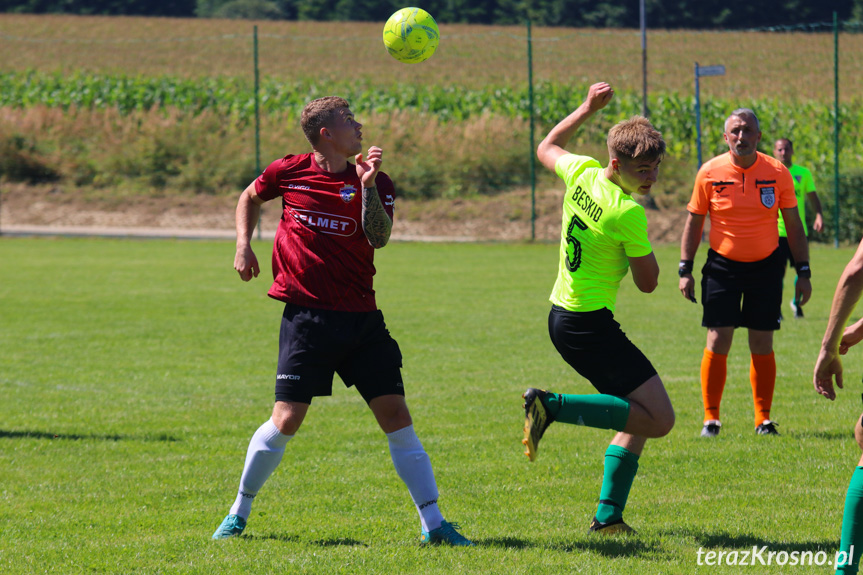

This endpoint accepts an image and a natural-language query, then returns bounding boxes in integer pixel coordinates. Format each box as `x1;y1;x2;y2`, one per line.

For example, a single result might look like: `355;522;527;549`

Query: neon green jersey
777;164;815;237
549;154;653;313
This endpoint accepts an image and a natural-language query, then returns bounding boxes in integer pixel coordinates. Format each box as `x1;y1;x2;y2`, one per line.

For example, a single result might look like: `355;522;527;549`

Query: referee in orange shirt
678;108;811;437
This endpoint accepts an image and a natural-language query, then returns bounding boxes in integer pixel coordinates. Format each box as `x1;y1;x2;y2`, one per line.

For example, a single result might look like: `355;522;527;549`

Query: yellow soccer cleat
522;388;554;462
588;516;637;535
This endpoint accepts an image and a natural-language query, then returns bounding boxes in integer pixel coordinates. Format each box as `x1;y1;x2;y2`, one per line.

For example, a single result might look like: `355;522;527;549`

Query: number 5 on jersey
565;214;588;272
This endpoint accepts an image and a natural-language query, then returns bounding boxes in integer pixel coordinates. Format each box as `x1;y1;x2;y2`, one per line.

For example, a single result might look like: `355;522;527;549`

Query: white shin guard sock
386;424;443;532
229;418;292;520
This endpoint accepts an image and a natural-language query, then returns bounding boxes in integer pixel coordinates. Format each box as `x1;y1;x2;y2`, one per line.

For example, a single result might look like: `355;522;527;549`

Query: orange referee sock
750;351;776;427
701;348;727;422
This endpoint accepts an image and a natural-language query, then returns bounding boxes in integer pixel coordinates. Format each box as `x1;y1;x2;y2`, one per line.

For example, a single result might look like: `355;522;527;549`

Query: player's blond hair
607;116;665;162
301;96;351;146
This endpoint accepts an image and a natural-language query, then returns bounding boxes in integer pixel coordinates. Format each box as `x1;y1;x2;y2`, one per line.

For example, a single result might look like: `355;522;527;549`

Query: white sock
387;424;443;532
229;418;292;520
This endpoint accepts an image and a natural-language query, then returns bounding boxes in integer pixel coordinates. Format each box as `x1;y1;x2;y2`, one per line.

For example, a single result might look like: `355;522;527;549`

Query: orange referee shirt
688;151;796;263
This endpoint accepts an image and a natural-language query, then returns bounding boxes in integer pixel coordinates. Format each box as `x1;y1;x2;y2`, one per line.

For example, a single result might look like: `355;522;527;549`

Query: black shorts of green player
700;248;784;331
548;305;657;398
777;236;796;269
275;303;405;405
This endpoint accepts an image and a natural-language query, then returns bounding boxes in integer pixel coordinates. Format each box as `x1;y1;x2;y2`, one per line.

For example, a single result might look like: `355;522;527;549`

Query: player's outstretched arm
840;318;863;354
814;238;863;399
235;182;264;282
813;349;842;401
536;82;614;173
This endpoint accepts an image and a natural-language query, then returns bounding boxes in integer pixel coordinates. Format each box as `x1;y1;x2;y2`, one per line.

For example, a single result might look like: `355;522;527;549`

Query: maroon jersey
255;153;396;312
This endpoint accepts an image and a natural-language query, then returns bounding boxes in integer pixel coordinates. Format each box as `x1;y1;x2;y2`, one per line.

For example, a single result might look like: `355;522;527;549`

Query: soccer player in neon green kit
522;82;675;534
774;138;824;318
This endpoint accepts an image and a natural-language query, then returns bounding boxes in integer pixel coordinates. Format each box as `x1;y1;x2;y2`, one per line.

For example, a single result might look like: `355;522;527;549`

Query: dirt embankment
0;184;689;243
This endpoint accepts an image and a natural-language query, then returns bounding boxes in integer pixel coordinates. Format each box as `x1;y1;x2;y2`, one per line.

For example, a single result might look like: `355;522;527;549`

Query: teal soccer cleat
420;520;473;546
212;514;246;540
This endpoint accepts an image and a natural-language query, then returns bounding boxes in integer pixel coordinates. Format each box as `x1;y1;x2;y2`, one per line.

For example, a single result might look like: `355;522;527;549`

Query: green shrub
0;132;59;183
214;0;284;19
820;168;863;244
1;71;862;203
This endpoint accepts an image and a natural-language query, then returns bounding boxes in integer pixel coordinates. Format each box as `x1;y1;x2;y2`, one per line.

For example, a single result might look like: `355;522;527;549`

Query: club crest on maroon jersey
340;184;357;203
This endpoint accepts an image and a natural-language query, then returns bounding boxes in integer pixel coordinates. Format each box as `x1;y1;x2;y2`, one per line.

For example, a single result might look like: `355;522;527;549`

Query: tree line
1;0;859;28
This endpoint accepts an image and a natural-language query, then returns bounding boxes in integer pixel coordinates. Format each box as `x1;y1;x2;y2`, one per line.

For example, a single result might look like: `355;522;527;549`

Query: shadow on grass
658;527;836;552
550;537;659;557
793;430;853;441
245;533;366;547
242;533;302;543
312;537;368;548
0;429;180;442
482;535;660;558
481;536;532;549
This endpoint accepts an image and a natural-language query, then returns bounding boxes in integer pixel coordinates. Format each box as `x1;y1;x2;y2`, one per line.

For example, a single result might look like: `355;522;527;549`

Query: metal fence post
833;11;840;248
527;19;536;242
254;25;262;241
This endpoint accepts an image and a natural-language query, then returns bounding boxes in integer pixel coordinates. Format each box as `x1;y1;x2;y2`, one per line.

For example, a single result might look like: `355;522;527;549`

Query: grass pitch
1;237;861;574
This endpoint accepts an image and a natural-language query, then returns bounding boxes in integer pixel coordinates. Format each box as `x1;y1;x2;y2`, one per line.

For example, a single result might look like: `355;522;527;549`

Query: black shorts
548;305;657;398
275;303;404;405
700;248;784;331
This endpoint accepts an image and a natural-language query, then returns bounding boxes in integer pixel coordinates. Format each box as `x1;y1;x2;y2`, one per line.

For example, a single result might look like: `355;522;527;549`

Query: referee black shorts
700;248;784;331
274;303;405;405
548;305;657;398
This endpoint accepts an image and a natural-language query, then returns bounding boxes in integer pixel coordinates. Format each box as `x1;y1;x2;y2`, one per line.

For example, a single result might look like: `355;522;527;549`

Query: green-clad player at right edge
522;82;675;534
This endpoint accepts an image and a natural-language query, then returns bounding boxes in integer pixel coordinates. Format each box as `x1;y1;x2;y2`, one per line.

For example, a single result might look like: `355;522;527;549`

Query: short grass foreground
1;238;860;574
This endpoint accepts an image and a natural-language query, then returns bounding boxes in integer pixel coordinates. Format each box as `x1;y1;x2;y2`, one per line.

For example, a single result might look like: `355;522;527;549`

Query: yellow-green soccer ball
382;7;439;64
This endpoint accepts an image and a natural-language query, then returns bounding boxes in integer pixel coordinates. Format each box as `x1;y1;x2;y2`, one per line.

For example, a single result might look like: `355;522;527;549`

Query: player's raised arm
234;181;265;282
537;82;614;172
356;146;393;249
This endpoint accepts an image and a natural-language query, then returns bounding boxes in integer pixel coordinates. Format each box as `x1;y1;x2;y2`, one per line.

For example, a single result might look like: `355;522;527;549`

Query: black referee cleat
701;420;721;438
755;420;780;435
522;388;555;462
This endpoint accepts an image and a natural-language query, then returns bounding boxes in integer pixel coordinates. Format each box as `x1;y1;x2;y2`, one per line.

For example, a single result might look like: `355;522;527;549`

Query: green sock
595;445;640;525
837;466;863;574
542;393;630;431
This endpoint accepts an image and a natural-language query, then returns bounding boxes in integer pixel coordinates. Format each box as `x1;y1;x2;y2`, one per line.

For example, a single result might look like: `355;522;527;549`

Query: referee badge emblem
339;184;357;203
760;187;775;208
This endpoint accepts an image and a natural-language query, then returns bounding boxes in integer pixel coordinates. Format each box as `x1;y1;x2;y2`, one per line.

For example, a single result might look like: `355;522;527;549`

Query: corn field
1;15;862;214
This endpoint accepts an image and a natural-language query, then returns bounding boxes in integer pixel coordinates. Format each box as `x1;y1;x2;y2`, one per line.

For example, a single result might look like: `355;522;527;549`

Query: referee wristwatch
795;261;811;279
678;260;694;277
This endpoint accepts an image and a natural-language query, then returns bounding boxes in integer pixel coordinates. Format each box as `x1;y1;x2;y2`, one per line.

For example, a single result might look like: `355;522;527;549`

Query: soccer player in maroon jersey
212;97;471;546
